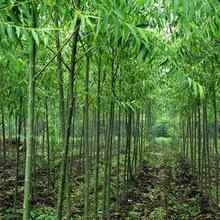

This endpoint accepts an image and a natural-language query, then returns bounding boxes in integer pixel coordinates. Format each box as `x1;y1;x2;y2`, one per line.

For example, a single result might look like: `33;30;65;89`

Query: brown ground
0;145;217;219
113;152;216;219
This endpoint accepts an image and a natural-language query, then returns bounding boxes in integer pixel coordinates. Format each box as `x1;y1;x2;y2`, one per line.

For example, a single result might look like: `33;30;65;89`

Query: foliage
155;121;170;137
0;0;220;219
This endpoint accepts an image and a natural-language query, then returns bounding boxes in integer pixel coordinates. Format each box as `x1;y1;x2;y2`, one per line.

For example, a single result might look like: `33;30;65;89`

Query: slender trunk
14;95;22;211
55;6;70;213
94;54;101;220
204;100;212;205
66;161;71;220
84;52;90;220
116;105;121;212
107;57;116;220
23;116;27;159
70;99;76;169
23;4;36;219
45;97;50;194
55;3;65;140
42;115;45;158
194;109;197;171
190;110;194;173
33;118;36;201
107;98;115;219
79;109;85;171
198;105;201;183
90;110;95;166
202;100;207;195
182;120;186;157
213;89;219;218
67;100;76;220
56;4;80;217
127;108;132;186
123;115;128;201
135;111;140;176
186;115;189;161
139;110;144;170
102;110;109;220
8;113;12;158
1;104;6;184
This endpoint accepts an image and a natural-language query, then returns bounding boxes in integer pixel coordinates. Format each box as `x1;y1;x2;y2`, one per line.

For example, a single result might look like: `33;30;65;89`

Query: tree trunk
1;104;6;184
198;104;201;183
55;0;65;140
14;94;22;211
94;54;101;220
84;52;90;220
56;3;80;217
204;100;212;205
116;105;121;212
213;89;219;218
45;97;50;194
23;3;36;219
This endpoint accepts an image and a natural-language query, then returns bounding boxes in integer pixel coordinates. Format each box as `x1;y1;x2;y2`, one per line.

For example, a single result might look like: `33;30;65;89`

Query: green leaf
80;15;85;32
63;8;70;24
73;11;78;29
187;77;192;88
113;9;124;19
122;22;130;43
183;0;189;15
174;0;179;12
113;17;120;40
86;17;93;28
23;30;32;48
127;24;138;39
0;24;6;37
16;60;21;72
103;10;109;31
7;26;14;39
177;71;185;86
193;82;197;96
96;16;101;37
21;4;31;20
32;30;39;46
43;34;49;46
210;22;217;36
198;85;205;99
15;26;20;38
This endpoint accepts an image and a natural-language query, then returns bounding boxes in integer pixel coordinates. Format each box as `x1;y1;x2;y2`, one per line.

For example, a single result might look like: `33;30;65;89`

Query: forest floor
115;148;216;219
0;140;217;219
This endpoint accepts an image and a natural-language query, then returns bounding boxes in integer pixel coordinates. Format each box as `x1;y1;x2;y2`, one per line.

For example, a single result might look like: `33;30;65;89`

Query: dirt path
115;151;216;219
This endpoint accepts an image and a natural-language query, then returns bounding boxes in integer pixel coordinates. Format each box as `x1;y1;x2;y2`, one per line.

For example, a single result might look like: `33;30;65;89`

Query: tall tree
56;1;81;218
23;3;36;219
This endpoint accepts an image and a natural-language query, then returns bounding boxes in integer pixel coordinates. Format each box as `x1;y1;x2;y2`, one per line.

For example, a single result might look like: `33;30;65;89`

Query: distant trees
155;121;170;138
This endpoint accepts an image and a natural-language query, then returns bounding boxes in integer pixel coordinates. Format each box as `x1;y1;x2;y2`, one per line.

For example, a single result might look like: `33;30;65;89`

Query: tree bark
23;3;36;219
84;51;90;220
94;53;101;220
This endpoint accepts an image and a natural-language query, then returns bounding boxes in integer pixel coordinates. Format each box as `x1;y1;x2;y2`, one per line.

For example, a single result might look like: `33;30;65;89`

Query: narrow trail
115;149;216;220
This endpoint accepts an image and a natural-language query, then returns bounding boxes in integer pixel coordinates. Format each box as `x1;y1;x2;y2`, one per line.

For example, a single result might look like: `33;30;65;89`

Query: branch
35;26;79;80
40;40;71;72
